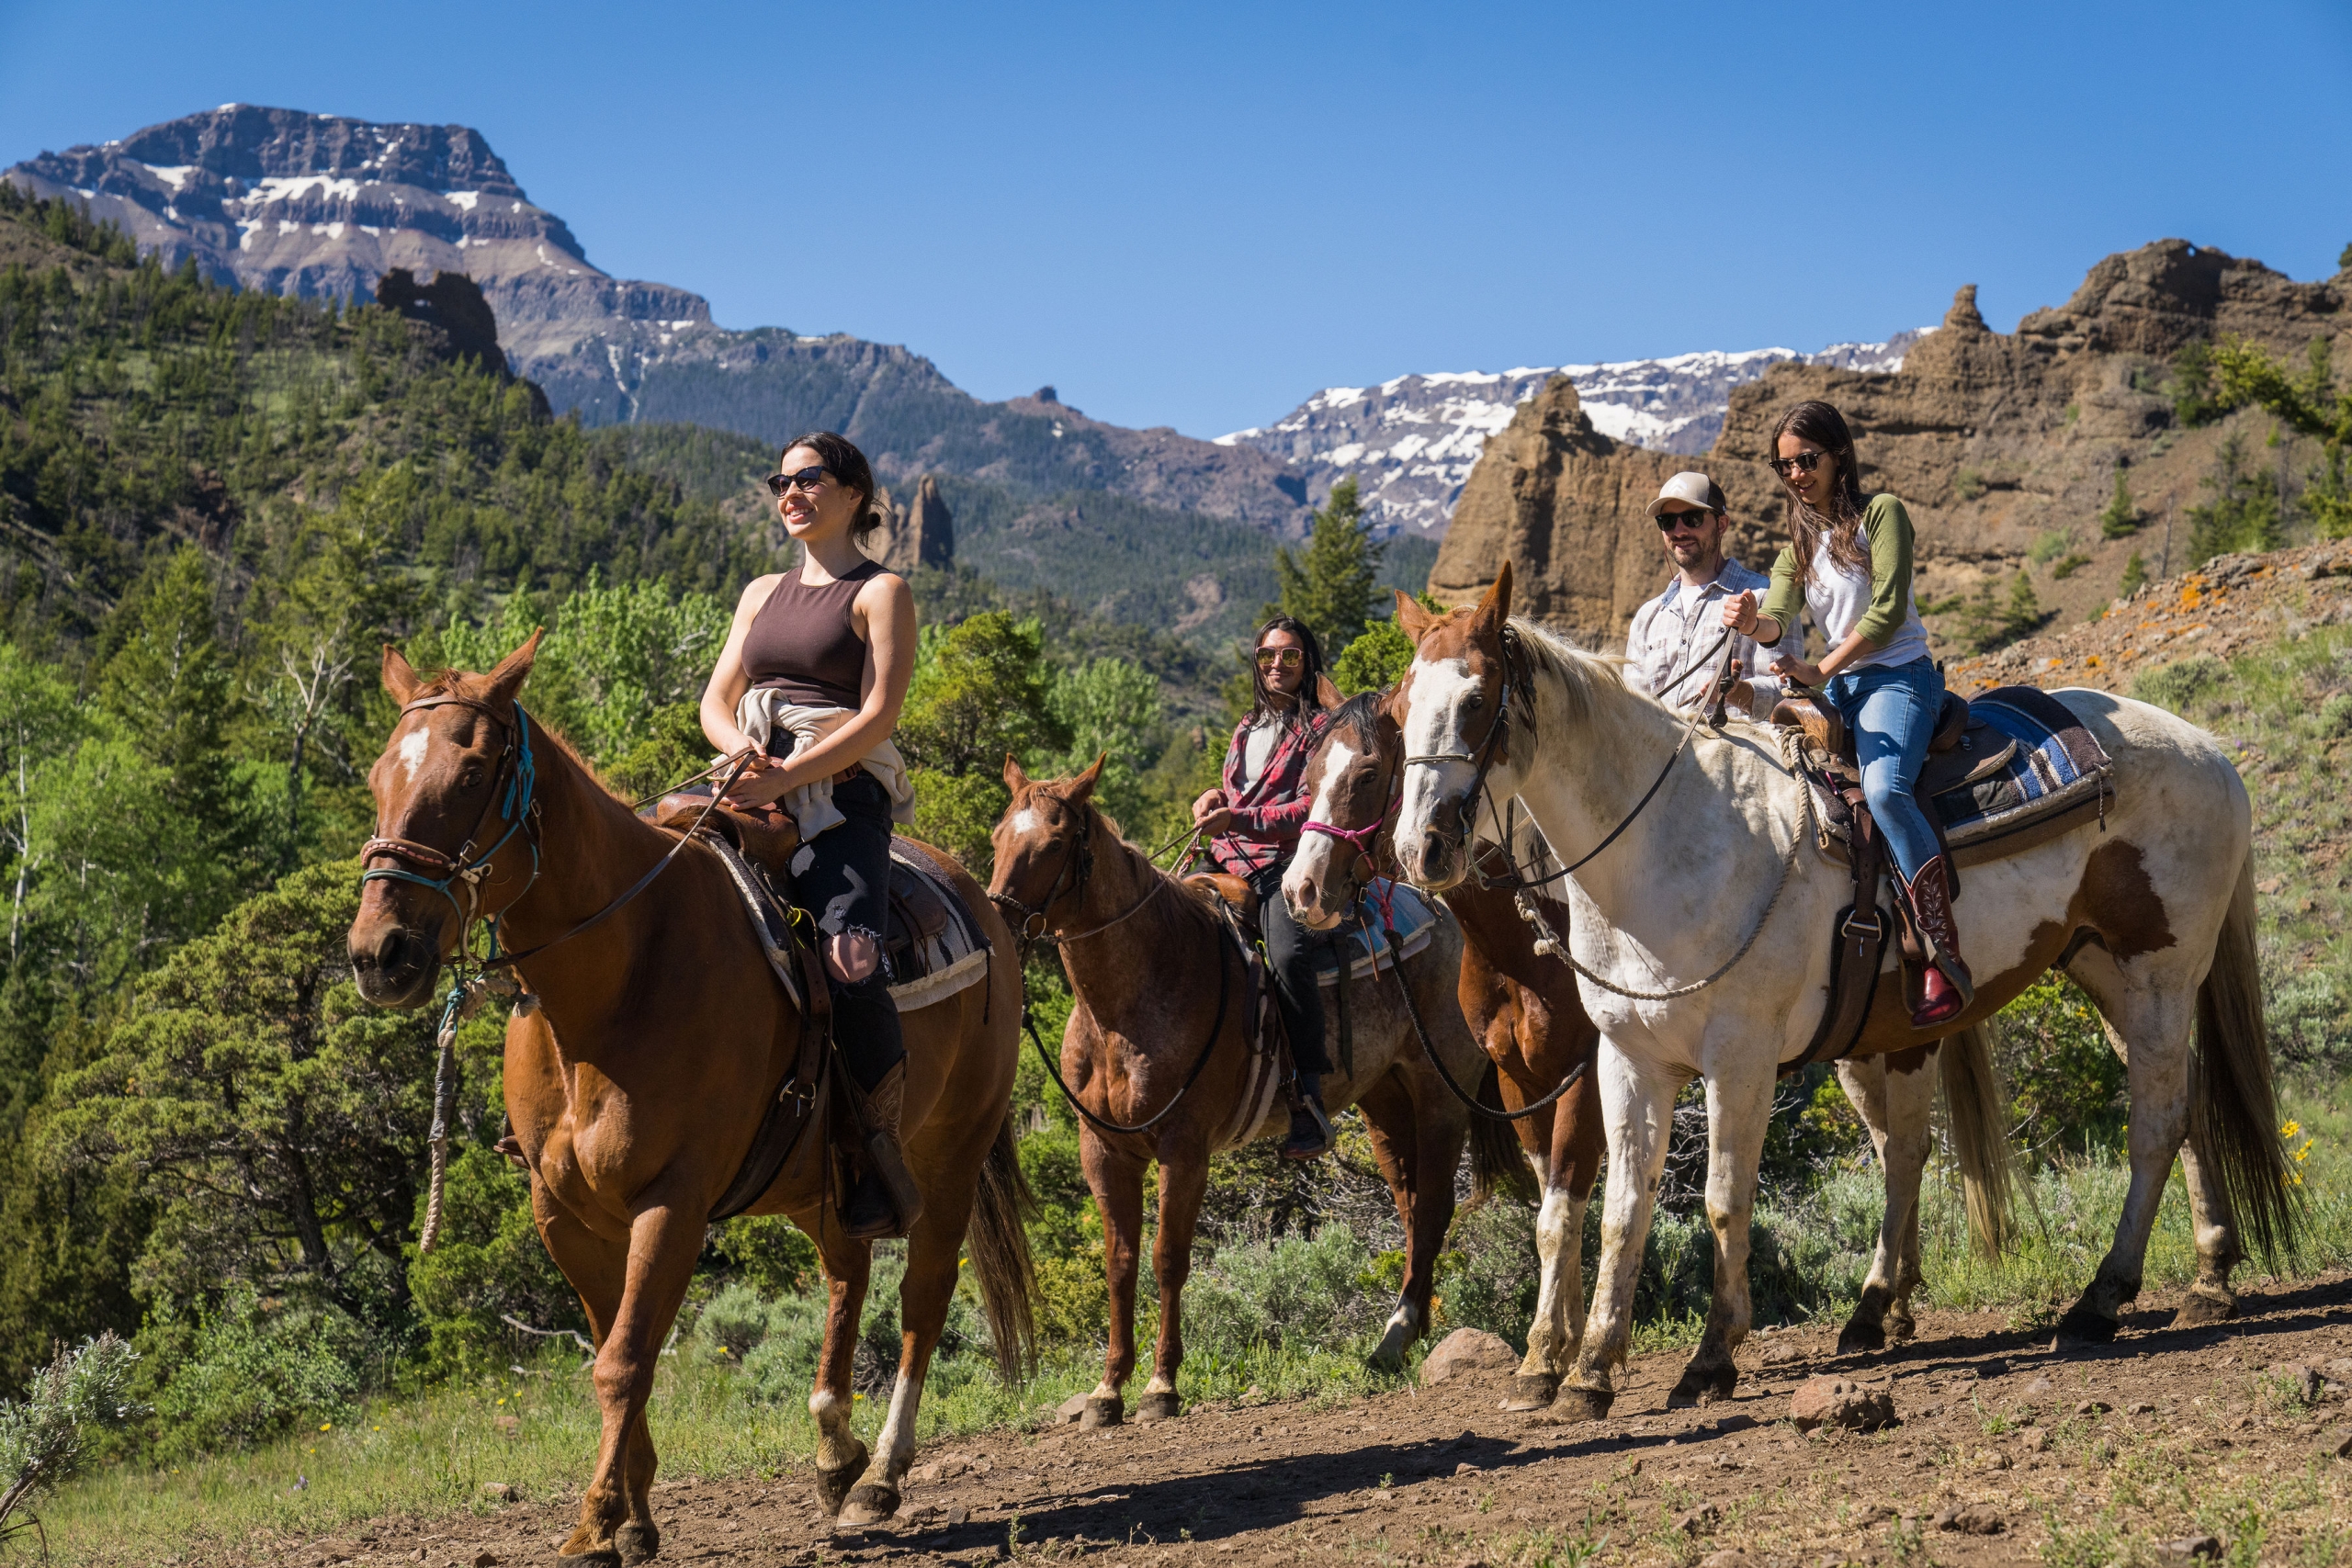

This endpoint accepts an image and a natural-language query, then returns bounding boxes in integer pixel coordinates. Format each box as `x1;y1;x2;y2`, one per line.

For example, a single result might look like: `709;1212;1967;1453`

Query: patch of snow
445;190;481;211
141;164;194;191
360;224;382;236
246;175;363;206
319;222;345;239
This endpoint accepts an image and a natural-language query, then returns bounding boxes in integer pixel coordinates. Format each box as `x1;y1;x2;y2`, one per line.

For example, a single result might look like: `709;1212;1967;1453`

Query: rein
989;802;1238;1137
364;693;754;1253
1309;713;1588;1125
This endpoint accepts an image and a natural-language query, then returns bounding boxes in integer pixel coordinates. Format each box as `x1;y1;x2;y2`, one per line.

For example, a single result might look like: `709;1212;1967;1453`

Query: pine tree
1270;477;1384;654
2120;552;2149;596
2099;465;2140;538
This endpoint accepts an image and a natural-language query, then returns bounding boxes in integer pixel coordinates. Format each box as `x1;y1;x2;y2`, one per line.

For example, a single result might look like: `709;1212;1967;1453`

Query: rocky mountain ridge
1430;239;2350;655
1217;333;1928;537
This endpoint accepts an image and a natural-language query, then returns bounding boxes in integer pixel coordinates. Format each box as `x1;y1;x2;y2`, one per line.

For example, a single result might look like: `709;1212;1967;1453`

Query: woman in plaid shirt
1191;615;1337;1158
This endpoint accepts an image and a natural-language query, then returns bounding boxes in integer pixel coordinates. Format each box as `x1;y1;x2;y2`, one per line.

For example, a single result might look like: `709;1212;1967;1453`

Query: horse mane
417;667;616;795
1501;616;1634;736
1328;689;1385;742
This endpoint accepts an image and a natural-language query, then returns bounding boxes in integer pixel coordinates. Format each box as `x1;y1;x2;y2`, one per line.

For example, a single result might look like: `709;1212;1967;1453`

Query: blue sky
3;0;2348;438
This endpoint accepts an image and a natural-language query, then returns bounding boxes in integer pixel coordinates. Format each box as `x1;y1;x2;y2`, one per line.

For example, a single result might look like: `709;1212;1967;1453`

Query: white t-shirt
1240;719;1282;788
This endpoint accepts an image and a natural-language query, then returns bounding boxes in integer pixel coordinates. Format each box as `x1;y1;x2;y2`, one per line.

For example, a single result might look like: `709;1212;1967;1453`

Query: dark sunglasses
1255;647;1305;670
764;465;830;497
1656;507;1717;532
1768;449;1826;478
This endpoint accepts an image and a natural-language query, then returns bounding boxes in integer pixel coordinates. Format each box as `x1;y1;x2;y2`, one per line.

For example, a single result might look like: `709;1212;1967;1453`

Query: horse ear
1315;672;1342;709
1470;560;1514;637
1003;754;1032;793
484;628;545;705
382;644;423;704
1063;752;1107;804
1394;590;1435;646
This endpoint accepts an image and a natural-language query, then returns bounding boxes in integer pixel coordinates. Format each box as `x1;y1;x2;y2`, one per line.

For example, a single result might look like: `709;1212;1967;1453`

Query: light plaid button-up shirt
1623;558;1804;712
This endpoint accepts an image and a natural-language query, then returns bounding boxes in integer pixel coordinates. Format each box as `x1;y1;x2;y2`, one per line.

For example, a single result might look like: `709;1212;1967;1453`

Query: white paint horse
1389;565;2294;1420
1281;690;2015;1409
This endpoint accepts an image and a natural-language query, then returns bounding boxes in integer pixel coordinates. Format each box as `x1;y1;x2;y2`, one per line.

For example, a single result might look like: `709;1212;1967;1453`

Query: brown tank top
741;558;885;708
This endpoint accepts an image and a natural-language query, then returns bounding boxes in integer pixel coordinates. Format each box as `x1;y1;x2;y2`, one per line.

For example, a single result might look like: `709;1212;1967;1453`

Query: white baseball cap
1646;471;1727;516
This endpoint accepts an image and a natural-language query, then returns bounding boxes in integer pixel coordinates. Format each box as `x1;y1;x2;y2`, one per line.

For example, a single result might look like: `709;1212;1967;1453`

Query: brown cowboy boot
842;1061;925;1241
1905;855;1974;1028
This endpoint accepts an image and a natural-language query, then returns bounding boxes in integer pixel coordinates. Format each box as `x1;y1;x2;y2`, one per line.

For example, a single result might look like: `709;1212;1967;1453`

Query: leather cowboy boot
1905;855;1974;1028
1281;1075;1334;1160
842;1060;925;1241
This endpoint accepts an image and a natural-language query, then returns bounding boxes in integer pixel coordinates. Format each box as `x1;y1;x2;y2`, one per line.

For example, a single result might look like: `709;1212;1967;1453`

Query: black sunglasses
1768;450;1826;478
765;464;830;497
1656;507;1717;532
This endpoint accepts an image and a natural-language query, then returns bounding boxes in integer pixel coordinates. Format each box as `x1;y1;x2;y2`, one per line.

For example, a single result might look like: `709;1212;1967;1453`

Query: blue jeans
1823;658;1944;886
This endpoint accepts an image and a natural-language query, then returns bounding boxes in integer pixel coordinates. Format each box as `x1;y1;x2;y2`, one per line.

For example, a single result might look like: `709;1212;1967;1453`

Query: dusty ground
244;1270;2352;1568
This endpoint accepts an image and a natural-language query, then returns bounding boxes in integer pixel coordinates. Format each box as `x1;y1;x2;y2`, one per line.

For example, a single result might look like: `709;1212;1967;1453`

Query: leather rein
1306;707;1587;1124
989;801;1235;1138
361;693;752;975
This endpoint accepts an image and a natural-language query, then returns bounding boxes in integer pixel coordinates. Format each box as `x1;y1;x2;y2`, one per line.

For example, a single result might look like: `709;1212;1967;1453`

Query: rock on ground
1419;1328;1518;1387
1789;1374;1895;1433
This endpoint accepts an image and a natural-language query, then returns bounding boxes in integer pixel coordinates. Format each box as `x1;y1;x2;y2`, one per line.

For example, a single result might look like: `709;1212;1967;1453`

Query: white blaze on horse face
1011;807;1039;836
397;726;431;784
1283;739;1356;927
1396;656;1481;874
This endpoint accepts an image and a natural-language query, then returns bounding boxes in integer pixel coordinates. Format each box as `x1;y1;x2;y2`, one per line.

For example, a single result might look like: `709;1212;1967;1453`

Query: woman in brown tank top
700;430;920;1239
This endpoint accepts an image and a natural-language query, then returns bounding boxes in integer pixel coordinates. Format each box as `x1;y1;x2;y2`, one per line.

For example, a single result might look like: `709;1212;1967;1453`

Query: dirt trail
242;1271;2352;1568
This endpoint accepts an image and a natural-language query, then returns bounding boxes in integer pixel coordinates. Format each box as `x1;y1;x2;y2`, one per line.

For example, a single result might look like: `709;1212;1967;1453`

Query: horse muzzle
1280;862;1349;932
1397;827;1470;893
349;921;444;1010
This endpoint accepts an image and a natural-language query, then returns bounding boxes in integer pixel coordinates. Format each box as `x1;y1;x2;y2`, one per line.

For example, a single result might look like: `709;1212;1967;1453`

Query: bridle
1302;701;1588;1125
986;795;1233;1138
360;690;752;973
1400;623;1736;894
362;694;542;943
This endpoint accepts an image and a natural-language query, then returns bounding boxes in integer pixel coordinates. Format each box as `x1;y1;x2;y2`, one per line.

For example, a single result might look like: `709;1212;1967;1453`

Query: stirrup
1281;1098;1333;1160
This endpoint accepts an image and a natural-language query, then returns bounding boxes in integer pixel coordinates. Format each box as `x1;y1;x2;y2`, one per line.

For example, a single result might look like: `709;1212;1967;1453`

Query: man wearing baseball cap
1623;471;1802;714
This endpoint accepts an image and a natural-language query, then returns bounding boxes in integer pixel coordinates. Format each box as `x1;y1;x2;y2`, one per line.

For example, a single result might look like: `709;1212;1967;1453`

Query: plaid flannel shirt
1206;707;1332;877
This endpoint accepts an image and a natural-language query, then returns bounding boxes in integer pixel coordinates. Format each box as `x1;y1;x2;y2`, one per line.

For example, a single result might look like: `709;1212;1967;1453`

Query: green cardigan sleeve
1854;494;1916;647
1760;547;1804;632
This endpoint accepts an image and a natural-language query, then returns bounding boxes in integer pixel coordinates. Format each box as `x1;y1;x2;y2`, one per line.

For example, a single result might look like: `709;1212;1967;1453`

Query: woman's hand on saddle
1770;653;1825;690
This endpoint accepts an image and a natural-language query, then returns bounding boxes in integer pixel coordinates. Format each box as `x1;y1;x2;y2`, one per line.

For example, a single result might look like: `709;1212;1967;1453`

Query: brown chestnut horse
348;637;1034;1563
986;757;1515;1421
1282;689;2013;1404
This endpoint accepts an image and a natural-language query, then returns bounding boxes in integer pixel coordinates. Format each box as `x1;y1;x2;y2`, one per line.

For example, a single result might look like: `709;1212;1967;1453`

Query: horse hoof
839;1483;900;1526
2172;1286;2236;1328
2052;1304;2119;1348
615;1521;661;1567
817;1439;872;1518
1080;1394;1124;1430
1887;1310;1917;1343
1136;1391;1182;1423
558;1549;620;1568
1836;1317;1887;1356
1556;1385;1614;1422
1502;1373;1559;1413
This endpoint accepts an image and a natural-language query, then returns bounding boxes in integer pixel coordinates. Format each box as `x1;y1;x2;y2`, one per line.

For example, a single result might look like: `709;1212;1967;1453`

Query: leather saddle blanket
1787;685;2114;870
1313;879;1438;987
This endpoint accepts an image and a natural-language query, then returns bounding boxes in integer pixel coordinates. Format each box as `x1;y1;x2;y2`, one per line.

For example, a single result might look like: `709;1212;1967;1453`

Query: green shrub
709;1216;821;1299
2051;553;2091;581
405;1145;584;1377
2028;531;2071;566
2120;552;2149;595
2098;466;2141;539
2132;654;2230;714
137;1285;368;1461
1993;976;2127;1160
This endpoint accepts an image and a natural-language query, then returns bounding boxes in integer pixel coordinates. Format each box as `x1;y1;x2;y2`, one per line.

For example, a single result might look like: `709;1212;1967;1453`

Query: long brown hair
1770;400;1871;586
1245;615;1327;730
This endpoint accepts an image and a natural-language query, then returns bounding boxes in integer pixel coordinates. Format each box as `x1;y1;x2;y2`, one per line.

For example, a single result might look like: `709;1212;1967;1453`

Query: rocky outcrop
866;474;956;573
1433;241;2349;649
375;268;503;369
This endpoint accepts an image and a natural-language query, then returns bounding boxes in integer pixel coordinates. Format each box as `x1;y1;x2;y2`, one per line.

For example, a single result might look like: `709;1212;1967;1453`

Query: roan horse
1281;691;2014;1405
1389;566;2294;1420
349;637;1035;1562
986;756;1517;1420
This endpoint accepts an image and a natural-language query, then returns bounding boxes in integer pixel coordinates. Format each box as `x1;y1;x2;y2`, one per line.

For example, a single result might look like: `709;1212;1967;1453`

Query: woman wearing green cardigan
1722;400;1973;1028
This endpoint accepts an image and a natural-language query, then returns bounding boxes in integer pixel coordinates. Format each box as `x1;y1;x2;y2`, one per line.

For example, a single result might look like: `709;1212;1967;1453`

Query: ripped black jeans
789;772;904;1092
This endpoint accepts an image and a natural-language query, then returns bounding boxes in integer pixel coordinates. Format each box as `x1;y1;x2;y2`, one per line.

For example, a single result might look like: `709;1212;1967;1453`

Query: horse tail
967;1111;1040;1382
2191;852;2300;1270
1469;1059;1539;1206
1937;1023;2021;1261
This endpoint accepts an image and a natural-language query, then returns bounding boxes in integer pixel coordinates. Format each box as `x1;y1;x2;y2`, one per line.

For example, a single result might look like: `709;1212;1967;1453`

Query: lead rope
416;964;516;1254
